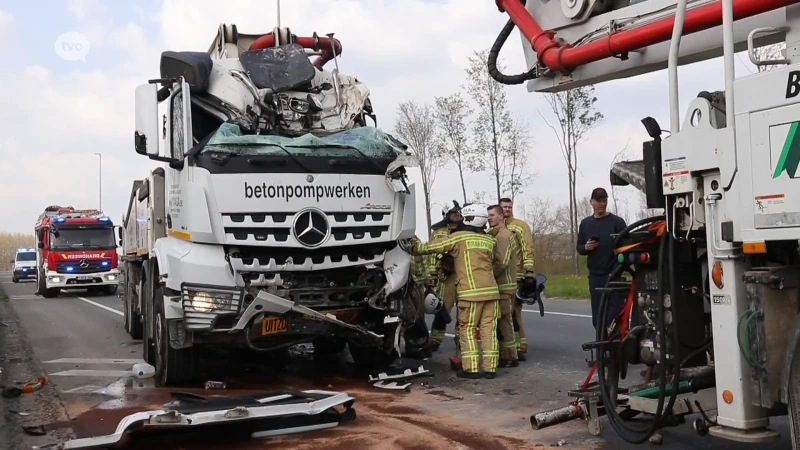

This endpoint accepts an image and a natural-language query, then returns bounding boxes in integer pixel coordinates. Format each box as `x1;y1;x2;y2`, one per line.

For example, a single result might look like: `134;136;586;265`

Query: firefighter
407;203;502;379
487;204;519;367
402;238;433;359
499;197;535;361
425;201;462;353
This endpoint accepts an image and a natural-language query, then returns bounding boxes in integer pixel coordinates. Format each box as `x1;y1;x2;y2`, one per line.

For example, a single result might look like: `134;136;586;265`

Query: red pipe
248;34;342;68
497;0;800;73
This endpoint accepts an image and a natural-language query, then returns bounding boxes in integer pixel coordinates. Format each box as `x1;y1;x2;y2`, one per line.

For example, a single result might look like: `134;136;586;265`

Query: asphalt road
0;271;793;449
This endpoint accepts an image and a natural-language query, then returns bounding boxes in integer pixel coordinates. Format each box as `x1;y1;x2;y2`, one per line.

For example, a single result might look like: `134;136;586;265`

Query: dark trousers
589;273;625;333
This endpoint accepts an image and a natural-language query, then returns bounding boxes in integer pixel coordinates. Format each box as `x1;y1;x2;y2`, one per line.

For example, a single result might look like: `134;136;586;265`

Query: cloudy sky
0;0;763;235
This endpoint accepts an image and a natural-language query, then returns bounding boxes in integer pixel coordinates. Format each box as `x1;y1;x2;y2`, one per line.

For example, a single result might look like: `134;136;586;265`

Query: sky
0;0;766;235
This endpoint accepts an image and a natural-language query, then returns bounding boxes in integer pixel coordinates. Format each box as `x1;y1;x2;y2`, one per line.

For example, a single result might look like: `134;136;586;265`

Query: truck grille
55;260;109;274
222;212;392;247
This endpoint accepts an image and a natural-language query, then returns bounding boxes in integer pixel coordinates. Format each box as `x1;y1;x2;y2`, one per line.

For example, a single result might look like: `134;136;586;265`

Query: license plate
76;275;93;280
261;316;288;335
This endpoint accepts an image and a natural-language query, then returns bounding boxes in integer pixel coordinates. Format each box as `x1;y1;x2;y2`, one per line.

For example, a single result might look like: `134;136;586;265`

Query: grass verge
545;274;590;300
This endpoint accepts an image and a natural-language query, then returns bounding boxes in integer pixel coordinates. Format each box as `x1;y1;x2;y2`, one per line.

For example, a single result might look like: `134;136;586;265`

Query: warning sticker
662;170;691;192
664;157;687;172
754;194;786;215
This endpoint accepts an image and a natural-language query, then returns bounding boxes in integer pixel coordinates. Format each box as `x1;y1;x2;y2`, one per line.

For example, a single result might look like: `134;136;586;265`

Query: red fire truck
34;205;122;298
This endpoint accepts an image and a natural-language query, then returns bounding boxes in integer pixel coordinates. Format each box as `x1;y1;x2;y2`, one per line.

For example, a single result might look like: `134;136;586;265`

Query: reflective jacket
411;230;501;302
489;223;518;295
426;226;453;285
505;216;535;278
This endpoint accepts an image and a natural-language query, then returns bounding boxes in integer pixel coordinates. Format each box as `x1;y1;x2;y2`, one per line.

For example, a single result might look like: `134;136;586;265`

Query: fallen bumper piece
34;390;356;449
368;365;431;383
372;381;411;390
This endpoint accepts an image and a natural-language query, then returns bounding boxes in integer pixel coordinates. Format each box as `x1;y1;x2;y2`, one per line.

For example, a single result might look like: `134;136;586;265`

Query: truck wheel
124;281;143;340
153;287;198;387
42;288;60;298
348;340;398;369
313;338;348;356
104;285;118;296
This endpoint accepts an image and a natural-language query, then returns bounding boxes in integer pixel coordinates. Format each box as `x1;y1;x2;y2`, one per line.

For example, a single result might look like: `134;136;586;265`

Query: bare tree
394;100;447;234
753;43;786;72
636;191;665;220
471;190;488;204
434;93;473;203
464;48;515;201
609;143;632;216
504;119;536;202
540;85;604;274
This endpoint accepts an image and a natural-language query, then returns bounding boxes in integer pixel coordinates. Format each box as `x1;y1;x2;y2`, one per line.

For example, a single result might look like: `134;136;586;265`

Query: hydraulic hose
596;227;669;443
488;0;539;85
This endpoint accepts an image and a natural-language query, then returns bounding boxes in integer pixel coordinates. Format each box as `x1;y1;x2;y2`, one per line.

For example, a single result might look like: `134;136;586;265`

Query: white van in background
11;247;37;283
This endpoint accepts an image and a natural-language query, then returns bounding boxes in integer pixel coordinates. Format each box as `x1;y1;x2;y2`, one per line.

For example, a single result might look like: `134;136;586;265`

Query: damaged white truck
122;24;422;386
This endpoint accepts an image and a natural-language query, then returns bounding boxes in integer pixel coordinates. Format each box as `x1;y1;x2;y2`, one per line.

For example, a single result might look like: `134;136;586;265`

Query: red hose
497;0;800;73
248;34;342;68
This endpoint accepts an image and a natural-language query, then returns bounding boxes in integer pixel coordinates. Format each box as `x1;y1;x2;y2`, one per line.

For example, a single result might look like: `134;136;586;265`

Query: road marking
524;309;591;319
9;295;40;300
76;296;124;317
62;385;106;394
43;358;143;365
49;369;132;377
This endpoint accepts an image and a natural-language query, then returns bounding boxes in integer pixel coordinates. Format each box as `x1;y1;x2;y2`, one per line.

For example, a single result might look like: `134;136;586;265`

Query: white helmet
461;203;489;229
424;292;443;315
441;200;461;218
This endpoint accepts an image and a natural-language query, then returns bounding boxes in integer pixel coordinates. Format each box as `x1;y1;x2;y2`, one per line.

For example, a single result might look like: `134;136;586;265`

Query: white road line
49;369;131;377
62;385;105;394
43;358;143;365
9;295;39;300
76;296;124;317
524;309;591;319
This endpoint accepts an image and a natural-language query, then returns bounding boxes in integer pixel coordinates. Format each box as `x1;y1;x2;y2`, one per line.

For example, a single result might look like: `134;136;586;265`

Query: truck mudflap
231;290;393;346
36;390;356;449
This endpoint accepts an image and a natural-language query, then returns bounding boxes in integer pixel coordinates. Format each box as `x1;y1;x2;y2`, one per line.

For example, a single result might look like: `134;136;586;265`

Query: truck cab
35;206;122;298
125;24;422;387
11;248;37;283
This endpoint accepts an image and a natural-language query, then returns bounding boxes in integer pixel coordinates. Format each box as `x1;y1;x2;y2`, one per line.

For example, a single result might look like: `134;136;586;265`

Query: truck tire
153;286;199;387
348;340;398;369
141;272;156;366
124;279;143;340
42;288;60;298
104;285;118;296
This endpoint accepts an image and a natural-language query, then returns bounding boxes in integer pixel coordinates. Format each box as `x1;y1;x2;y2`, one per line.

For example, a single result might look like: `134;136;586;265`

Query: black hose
663;213;683;415
596;227;669;443
488;0;539;85
613;215;666;249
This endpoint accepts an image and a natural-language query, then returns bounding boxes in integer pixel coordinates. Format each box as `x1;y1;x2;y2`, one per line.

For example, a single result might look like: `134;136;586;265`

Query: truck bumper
45;269;121;289
13;268;36;280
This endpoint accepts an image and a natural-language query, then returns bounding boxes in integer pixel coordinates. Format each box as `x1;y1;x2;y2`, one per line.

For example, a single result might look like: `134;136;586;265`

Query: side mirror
37;242;44;249
118;240;123;247
135;83;161;158
9;259;13;264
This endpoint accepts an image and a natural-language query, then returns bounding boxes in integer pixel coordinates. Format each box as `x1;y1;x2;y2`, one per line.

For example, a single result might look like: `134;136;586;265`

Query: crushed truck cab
123;24;421;387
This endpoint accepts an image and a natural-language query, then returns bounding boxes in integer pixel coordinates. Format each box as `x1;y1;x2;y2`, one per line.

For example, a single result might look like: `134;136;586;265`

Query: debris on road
23;424;47;436
368;365;431;383
9;409;30;416
33;389;357;449
372;381;412;390
204;380;226;389
132;362;154;378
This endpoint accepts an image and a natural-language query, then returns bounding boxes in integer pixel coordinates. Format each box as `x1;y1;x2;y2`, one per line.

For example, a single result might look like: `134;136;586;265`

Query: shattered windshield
199;123;408;159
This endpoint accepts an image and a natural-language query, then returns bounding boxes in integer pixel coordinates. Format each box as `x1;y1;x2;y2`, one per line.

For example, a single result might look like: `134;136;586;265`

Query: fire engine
34;205;122;298
489;0;800;447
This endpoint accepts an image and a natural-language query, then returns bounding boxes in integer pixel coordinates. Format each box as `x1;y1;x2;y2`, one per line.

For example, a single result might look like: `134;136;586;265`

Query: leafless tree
394;100;447;234
635;191;665;220
540;85;604;274
464;48;515;201
504;118;536;202
434;93;474;204
471;190;488;204
753;43;786;72
609;143;632;216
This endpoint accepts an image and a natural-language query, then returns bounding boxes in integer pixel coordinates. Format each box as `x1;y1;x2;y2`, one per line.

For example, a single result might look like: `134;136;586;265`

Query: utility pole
95;152;102;210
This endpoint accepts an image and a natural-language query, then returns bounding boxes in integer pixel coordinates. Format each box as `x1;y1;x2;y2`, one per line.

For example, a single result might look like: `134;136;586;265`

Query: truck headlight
183;289;236;313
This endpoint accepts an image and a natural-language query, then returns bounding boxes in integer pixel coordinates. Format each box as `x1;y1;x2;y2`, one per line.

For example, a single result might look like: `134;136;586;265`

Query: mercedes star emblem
292;208;330;247
79;259;90;268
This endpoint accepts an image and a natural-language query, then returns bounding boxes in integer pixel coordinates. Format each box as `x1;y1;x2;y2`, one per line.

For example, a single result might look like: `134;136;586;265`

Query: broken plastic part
34;390;356;449
368;365;432;383
372;381;411;390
